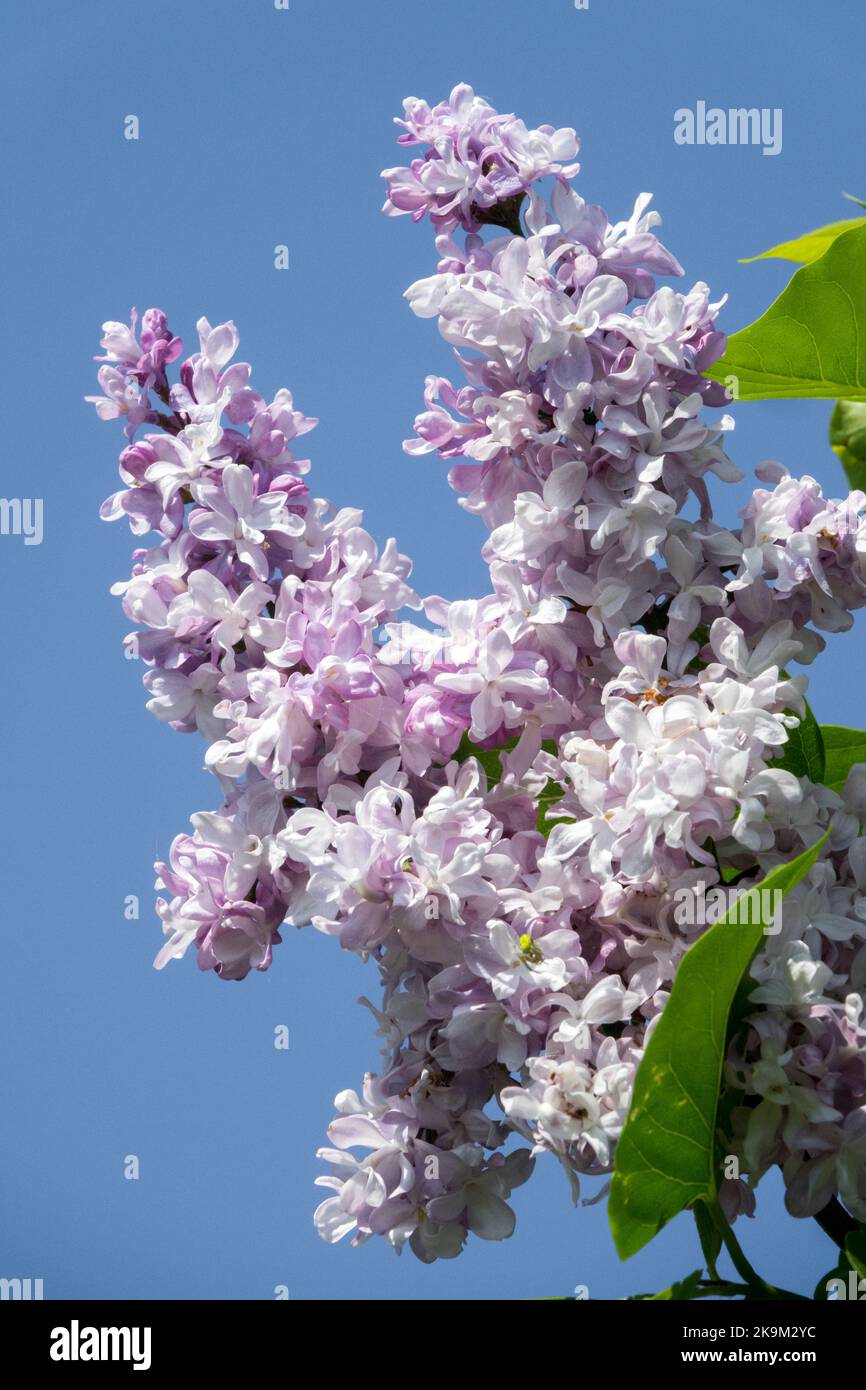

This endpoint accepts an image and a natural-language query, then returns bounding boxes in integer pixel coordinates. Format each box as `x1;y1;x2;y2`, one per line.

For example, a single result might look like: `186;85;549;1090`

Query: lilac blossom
90;85;866;1263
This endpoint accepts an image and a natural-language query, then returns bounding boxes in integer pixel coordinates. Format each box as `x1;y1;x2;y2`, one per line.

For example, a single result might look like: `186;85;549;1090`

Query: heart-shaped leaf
706;223;866;400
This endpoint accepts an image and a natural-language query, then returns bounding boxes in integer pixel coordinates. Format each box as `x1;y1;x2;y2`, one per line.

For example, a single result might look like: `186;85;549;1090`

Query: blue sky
1;0;864;1300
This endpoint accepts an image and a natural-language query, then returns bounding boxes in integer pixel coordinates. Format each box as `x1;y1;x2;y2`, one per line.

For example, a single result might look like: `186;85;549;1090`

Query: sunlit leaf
608;835;828;1260
741;217;864;265
706;223;866;400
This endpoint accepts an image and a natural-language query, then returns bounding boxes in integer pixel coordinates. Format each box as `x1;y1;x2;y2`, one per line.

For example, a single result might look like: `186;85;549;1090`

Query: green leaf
629;1269;706;1301
740;217;864;265
454;732;517;787
830;399;866;490
813;1230;866;1299
820;725;866;792
845;1228;866;1279
830;399;866;457
608;834;828;1260
693;1200;722;1279
536;778;574;836
773;698;825;782
706;222;866;400
718;860;758;885
455;736;572;835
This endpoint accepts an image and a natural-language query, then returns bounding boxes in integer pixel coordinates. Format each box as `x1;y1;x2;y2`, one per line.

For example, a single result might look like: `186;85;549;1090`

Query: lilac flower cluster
382;83;580;233
92;85;866;1258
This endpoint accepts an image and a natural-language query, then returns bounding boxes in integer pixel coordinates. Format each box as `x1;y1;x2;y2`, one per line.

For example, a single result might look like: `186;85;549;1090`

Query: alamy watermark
0;497;43;545
673;880;782;934
50;1321;151;1371
674;102;782;157
825;1271;866;1300
0;1276;43;1300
